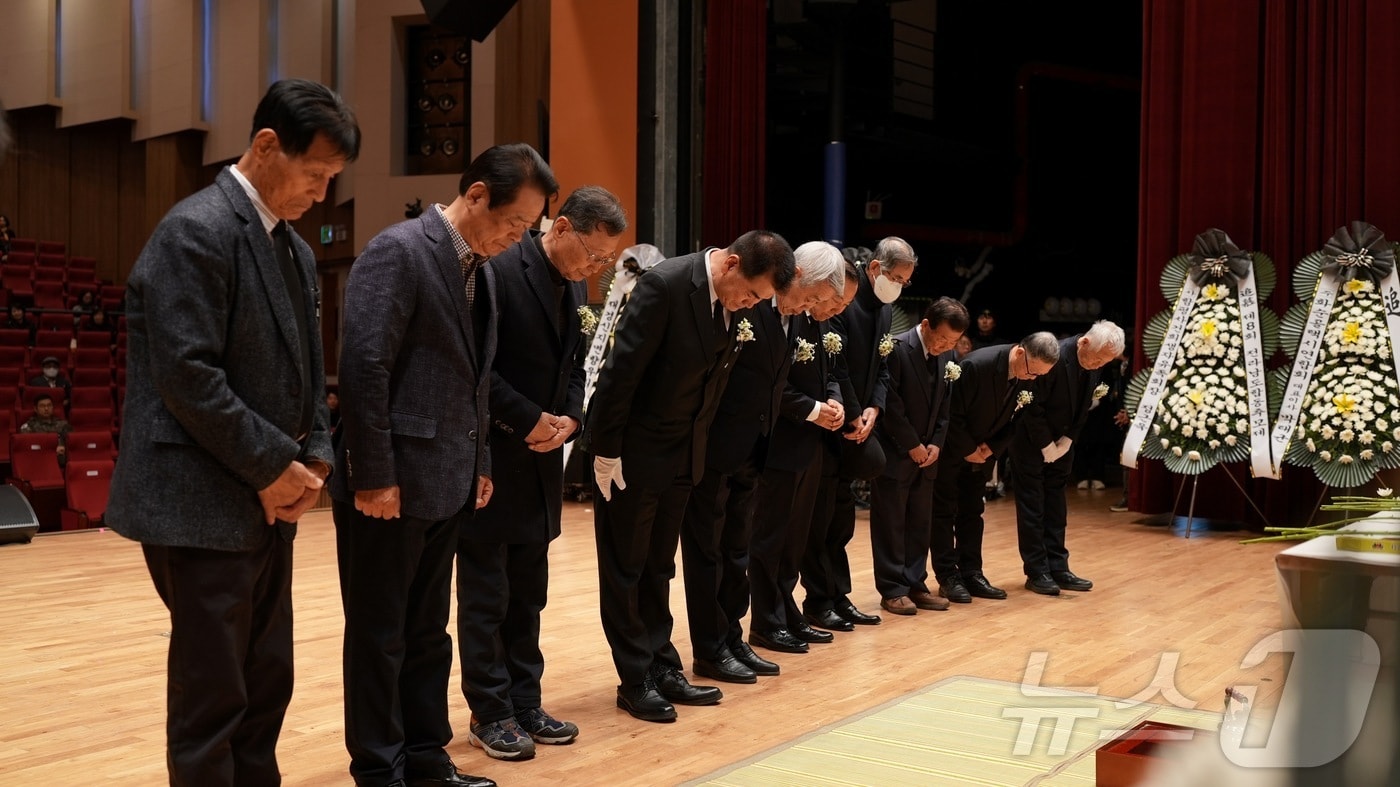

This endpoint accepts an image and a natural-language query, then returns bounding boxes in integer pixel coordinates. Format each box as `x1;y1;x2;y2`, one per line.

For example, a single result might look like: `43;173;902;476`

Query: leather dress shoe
405;761;497;787
835;601;882;625
880;595;917;615
938;578;972;604
1052;570;1094;591
964;573;1008;600
693;648;757;684
616;678;677;722
651;666;723;705
1025;574;1061;596
792;622;834;644
730;640;780;675
909;589;950;611
751;628;809;654
805;608;855;632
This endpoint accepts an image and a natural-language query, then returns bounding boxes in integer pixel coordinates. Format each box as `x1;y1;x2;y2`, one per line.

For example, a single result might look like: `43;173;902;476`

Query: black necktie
272;222;313;437
713;300;727;337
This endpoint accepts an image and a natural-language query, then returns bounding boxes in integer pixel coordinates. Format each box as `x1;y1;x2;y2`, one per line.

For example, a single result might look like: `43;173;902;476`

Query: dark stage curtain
1134;0;1400;524
700;0;767;247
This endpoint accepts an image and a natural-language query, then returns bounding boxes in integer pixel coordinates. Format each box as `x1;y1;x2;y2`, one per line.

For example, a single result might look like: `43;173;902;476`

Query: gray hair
1021;331;1061;364
793;240;846;293
1083;320;1125;354
558;185;627;235
873;236;918;269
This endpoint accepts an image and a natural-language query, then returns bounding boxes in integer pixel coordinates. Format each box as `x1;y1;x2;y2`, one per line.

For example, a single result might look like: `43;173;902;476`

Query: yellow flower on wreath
1202;283;1223;300
1199;319;1218;339
1187;389;1205;406
1341;322;1362;345
1344;279;1371;295
1333;393;1357;414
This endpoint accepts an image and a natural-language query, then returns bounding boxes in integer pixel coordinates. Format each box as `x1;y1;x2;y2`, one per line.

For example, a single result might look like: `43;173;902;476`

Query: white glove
593;455;627;502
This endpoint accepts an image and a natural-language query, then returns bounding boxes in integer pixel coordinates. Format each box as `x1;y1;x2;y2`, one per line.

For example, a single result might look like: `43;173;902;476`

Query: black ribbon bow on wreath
1187;228;1252;284
1321;221;1396;284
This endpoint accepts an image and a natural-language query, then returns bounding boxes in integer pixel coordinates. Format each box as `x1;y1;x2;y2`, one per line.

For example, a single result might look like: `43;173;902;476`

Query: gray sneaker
514;706;579;744
468;715;536;760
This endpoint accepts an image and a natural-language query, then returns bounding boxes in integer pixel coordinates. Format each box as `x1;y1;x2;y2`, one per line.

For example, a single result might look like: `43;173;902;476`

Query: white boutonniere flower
577;306;599;335
822;331;843;356
878;333;896;357
1093;382;1109;401
735;318;755;343
1015;390;1034;411
794;338;816;364
944;362;962;382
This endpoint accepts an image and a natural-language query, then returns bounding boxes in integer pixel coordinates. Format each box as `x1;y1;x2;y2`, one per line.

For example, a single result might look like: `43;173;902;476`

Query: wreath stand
1166;464;1274;538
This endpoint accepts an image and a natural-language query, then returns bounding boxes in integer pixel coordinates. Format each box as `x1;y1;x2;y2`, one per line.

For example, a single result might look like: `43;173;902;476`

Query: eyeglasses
1022;351;1041;378
573;230;618;266
878;261;915;287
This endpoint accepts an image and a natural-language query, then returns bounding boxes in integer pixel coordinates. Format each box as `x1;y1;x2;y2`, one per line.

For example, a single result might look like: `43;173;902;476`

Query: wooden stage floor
0;488;1292;785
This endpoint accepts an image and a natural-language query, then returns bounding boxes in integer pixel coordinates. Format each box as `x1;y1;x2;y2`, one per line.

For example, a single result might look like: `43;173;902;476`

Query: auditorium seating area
0;237;123;533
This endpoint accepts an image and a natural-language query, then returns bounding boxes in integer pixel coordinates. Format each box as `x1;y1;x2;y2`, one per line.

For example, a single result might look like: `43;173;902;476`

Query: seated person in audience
325;389;340;433
20;392;70;465
72;289;98;322
30;355;73;399
0;213;12;255
84;307;119;350
5;303;36;345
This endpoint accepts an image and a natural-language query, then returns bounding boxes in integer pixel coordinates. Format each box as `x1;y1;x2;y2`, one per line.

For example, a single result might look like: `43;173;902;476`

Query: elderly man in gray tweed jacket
107;79;359;786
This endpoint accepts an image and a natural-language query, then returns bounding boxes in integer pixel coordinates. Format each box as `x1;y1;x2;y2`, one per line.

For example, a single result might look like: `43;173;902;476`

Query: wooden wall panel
493;0;551;153
67;122;125;262
116;137;147;283
15;108;71;246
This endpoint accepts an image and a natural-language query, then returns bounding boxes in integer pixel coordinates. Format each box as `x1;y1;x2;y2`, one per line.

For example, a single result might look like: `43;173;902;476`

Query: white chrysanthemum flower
1172;446;1183;457
1360;431;1375;444
1181;425;1194;438
1361;449;1375;461
1321;426;1336;440
1208;439;1221;449
1306;438;1317;452
1160;438;1170;449
1339;454;1354;465
1340;429;1355;443
1236;419;1248;433
1320;450;1332;462
1225;435;1237;447
1385;441;1395;453
1187;450;1201;461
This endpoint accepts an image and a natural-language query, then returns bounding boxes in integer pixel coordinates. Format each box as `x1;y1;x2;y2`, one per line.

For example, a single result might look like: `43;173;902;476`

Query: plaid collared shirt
434;204;489;309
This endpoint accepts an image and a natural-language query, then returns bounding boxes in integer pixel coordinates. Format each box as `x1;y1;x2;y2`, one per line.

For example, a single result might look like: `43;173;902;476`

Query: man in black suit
585;231;796;722
1011;322;1123;596
680;240;846;683
931;333;1060;604
334;144;557;787
803;236;916;628
870;297;968;616
456;186;626;761
108;80;358;786
748;255;860;655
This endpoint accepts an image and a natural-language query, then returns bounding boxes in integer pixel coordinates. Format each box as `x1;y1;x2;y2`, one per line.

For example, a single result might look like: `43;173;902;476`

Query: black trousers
799;447;847;614
1010;438;1072;576
593;475;689;687
870;462;937;599
142;533;292;787
748;445;827;634
930;454;991;582
334;499;463;787
681;445;762;660
454;538;551;722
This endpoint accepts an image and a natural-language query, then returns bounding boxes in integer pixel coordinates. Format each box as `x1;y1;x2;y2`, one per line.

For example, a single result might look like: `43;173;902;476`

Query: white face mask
43;367;58;379
872;272;903;304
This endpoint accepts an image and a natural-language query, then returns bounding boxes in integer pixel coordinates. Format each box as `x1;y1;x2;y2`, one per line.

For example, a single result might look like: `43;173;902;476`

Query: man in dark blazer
748;256;859;654
585;231;796;722
108;80;359;785
802;236;916;628
870;297;968;615
1011;322;1123;595
931;333;1060;604
455;186;626;760
680;240;845;683
333;144;557;787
